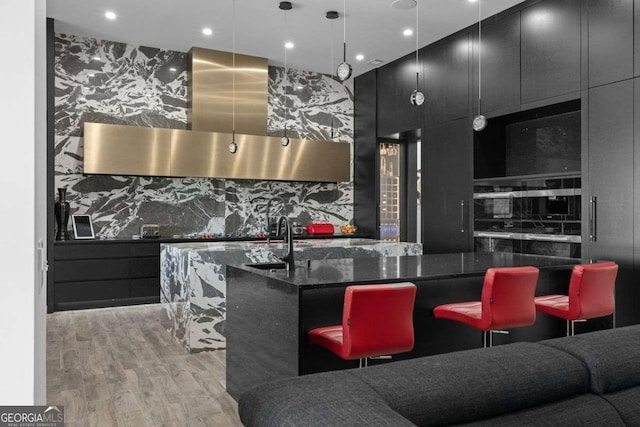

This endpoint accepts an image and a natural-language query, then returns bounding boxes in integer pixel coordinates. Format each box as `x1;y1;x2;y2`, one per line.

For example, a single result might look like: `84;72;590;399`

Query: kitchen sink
245;262;287;270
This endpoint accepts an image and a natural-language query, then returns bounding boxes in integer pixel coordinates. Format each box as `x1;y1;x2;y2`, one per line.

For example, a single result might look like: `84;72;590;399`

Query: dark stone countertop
53;233;371;245
230;252;582;290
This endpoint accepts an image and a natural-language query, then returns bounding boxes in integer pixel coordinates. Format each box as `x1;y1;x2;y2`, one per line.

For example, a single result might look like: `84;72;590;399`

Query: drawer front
130;243;159;257
54;259;130;282
130;278;160;297
54;243;130;260
130;257;159;278
55;280;130;302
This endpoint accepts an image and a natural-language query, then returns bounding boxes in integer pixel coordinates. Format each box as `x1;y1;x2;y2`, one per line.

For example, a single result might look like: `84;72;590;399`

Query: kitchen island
226;252;589;399
160;238;422;352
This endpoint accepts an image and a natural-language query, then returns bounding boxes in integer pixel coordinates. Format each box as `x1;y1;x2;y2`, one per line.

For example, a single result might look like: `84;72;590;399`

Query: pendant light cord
284;9;288;137
343;0;347;61
415;0;419;90
330;19;335;139
232;0;236;139
477;0;482;115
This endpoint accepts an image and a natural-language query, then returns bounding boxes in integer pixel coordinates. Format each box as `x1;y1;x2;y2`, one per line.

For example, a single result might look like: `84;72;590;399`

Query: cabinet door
376;53;421;137
473;11;521;115
633;78;640;325
635;0;640;76
587;80;634;325
425;33;471;124
588;0;633;87
422;118;473;253
354;70;379;237
521;0;581;104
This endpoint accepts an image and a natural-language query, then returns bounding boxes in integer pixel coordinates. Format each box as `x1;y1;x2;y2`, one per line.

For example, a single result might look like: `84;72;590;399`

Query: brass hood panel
188;47;268;135
84;123;172;176
83;47;350;183
84;122;350;182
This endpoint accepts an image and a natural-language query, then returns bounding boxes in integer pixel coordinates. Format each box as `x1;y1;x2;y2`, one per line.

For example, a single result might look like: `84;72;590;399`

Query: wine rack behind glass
380;143;401;242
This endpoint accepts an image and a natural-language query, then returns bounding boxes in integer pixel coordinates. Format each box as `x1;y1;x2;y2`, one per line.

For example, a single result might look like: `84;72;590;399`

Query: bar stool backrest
480;266;540;330
342;283;416;360
569;262;618;320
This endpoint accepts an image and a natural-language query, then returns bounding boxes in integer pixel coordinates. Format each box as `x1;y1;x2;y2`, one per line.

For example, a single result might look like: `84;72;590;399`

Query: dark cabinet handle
460;200;465;233
589;196;597;242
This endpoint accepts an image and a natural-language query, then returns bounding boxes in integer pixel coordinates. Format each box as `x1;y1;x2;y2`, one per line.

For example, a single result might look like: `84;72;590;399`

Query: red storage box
306;223;335;235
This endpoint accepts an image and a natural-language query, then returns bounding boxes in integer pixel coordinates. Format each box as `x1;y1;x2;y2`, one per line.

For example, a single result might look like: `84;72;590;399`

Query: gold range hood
83;48;350;182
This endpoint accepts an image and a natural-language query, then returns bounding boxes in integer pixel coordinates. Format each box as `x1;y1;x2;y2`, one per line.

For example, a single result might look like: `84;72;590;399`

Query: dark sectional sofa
238;325;640;426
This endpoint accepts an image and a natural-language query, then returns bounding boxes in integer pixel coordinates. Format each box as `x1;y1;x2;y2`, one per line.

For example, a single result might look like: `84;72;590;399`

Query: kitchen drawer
54;243;130;260
130;278;160;298
54;259;130;282
130;257;159;278
130;242;159;257
55;280;130;302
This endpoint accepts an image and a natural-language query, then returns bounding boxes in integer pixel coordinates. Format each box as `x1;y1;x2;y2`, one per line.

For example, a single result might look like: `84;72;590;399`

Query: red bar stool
433;266;540;347
534;262;618;336
308;282;416;368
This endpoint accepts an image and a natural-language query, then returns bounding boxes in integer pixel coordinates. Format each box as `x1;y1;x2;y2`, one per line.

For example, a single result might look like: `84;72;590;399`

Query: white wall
0;0;47;404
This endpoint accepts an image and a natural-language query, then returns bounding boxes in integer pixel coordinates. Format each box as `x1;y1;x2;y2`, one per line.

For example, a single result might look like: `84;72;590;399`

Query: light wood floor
47;304;243;427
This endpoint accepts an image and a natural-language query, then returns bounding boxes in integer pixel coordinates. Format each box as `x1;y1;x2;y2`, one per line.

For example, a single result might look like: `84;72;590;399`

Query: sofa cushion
351;342;590;426
602;386;640;425
462;394;625;426
238;370;416;427
541;325;640;394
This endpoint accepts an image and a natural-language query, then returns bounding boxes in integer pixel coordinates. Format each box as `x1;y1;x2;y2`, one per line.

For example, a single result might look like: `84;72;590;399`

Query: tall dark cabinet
587;0;633;87
376;53;421;137
473;11;521;116
584;80;634;326
520;0;581;104
354;70;379;238
424;32;471;125
422;118;473;253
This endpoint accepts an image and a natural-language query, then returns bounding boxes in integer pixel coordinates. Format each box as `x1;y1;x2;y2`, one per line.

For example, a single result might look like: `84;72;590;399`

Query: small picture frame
72;215;95;240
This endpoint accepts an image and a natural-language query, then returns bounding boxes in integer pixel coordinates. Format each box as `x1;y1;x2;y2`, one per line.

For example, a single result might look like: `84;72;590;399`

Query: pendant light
472;0;487;132
228;0;238;153
280;2;292;146
410;0;424;106
327;10;339;139
336;0;352;81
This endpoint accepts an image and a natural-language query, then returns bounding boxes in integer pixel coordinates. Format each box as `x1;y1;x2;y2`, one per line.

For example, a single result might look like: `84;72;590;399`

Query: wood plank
46;304;242;427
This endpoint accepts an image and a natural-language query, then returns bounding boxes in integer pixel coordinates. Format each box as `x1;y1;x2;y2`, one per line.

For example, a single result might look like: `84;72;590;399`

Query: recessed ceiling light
284;41;294;49
202;27;213;36
355;54;365;61
169;67;177;72
403;28;413;37
88;74;95;77
104;11;116;20
92;56;101;61
468;0;478;2
296;85;303;90
391;0;417;10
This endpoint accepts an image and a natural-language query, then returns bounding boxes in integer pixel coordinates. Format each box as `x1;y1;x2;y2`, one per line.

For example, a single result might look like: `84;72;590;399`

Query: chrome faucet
277;216;295;271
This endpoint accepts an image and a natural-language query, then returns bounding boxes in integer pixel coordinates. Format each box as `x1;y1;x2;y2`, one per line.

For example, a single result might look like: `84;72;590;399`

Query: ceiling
47;0;526;78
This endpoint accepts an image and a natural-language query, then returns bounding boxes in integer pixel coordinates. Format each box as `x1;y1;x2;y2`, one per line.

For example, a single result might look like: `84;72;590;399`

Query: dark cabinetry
588;0;633;87
354;70;379;238
53;241;160;311
635;0;640;76
585;80;635;326
422;118;473;253
474;11;521;115
376;54;421;137
424;33;471;124
521;0;581;104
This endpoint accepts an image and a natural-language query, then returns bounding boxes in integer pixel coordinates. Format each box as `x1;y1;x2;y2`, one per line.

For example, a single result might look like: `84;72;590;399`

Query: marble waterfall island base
160;238;422;353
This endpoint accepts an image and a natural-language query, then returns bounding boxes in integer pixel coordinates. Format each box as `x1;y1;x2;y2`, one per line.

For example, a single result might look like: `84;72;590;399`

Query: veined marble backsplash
54;33;354;238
